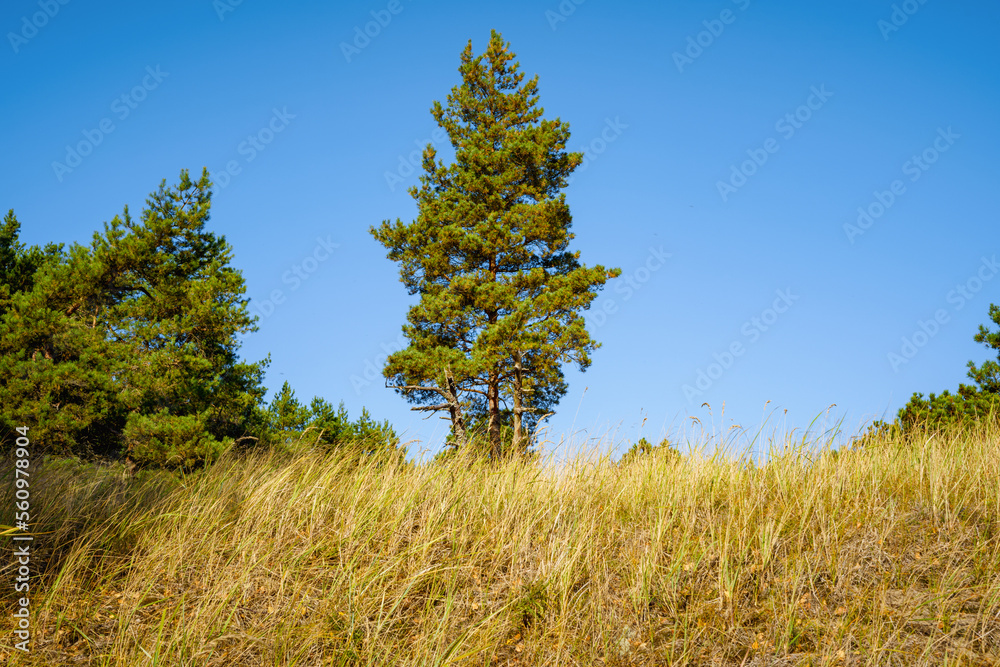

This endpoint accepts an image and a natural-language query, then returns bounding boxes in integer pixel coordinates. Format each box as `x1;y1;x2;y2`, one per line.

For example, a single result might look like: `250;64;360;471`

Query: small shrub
618;436;680;465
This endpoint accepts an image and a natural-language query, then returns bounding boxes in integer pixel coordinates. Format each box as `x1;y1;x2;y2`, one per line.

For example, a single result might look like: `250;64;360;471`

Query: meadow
2;425;998;666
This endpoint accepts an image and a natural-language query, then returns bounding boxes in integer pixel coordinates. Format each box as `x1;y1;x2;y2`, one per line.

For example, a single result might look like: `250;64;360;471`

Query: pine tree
262;383;402;460
0;210;63;316
0;170;267;466
967;303;1000;394
101;170;267;462
266;381;312;444
888;303;1000;432
371;31;619;457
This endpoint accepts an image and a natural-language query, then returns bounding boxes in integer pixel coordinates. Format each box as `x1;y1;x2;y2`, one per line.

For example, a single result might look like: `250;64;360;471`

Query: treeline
6;27;993;468
0;169;400;469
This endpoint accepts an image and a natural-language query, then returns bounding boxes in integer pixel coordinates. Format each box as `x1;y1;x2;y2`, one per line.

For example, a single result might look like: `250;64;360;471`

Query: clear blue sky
3;0;998;459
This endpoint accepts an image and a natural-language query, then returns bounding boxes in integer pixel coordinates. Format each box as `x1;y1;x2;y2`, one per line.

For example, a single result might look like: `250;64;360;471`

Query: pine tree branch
411;403;451;412
391;383;448;397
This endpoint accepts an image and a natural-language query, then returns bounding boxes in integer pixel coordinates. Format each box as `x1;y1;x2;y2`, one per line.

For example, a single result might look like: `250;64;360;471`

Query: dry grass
2;426;999;666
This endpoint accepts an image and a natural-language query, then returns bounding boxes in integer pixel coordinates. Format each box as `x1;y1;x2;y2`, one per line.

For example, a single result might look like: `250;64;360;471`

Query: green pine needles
371;31;620;458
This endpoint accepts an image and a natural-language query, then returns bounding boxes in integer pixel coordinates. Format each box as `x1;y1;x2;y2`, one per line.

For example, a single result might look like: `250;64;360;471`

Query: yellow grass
2;426;999;665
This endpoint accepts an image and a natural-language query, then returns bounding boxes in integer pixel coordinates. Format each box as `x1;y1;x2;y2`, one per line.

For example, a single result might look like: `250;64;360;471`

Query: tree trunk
512;351;523;453
486;279;502;457
487;368;502;458
445;369;467;449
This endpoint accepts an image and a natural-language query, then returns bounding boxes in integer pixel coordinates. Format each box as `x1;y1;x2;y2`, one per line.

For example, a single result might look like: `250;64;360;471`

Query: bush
618;437;680;465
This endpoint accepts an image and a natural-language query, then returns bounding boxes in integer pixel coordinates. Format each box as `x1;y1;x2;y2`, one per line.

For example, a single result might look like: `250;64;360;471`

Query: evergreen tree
266;381;312;444
967;303;1000;394
0;210;63;316
0;170;267;466
0;240;120;455
882;303;1000;433
371;31;619;457
306;396;349;444
263;383;402;459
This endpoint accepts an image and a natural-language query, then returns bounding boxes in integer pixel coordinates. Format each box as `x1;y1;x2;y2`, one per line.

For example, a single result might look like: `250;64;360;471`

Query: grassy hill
2;427;999;665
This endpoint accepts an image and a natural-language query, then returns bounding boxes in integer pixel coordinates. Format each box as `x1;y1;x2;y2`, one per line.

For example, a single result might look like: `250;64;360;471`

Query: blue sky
3;0;998;459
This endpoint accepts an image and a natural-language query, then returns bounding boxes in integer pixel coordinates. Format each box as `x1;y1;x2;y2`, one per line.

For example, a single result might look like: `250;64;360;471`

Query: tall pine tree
371;31;619;457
